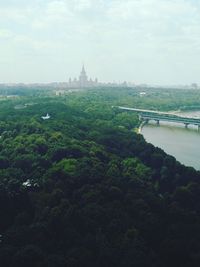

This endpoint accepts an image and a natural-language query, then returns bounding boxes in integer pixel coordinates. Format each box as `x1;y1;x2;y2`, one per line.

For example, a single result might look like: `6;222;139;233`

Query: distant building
55;90;66;96
67;65;99;88
191;83;198;89
140;92;146;97
65;65;129;89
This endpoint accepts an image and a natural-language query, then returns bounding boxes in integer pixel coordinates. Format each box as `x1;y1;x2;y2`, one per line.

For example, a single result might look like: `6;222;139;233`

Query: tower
79;65;88;87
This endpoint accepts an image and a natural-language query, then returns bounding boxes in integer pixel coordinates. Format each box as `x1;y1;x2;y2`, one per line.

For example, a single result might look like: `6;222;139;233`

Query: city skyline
0;62;199;89
0;64;130;87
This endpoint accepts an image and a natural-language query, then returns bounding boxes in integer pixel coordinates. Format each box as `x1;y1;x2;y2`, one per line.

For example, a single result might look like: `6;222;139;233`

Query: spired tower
67;65;98;88
79;65;88;87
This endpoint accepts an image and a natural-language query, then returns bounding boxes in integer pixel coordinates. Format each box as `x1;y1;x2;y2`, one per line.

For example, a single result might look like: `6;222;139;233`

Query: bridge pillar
184;123;189;129
156;120;160;126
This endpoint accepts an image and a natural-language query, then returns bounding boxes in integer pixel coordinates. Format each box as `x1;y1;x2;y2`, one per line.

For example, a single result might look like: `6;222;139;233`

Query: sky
0;0;200;85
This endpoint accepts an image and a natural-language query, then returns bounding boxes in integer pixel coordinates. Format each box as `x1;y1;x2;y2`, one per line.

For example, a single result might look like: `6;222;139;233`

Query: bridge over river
117;106;200;130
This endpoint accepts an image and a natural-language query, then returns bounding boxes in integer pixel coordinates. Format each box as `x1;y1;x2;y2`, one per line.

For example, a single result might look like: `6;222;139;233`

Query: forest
0;86;200;267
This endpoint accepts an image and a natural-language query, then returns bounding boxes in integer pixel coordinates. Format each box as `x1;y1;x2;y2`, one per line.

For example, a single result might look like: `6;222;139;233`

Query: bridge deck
117;106;200;126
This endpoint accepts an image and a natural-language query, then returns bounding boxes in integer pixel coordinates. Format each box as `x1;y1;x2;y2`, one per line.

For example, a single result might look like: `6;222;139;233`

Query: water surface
141;111;200;170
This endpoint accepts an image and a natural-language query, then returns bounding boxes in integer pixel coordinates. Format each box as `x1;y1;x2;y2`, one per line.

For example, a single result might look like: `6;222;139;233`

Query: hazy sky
1;0;200;84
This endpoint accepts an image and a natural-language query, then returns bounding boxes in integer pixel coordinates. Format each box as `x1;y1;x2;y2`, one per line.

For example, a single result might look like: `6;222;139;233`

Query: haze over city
1;0;200;85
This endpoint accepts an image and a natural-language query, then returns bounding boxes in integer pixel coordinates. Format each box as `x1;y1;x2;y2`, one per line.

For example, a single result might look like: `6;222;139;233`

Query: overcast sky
0;0;200;85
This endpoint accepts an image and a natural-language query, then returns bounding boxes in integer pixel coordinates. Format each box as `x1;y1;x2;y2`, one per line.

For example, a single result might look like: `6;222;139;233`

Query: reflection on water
142;121;200;170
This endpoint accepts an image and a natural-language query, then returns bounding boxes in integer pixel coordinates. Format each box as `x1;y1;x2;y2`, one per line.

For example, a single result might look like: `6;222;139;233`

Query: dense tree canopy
0;87;200;267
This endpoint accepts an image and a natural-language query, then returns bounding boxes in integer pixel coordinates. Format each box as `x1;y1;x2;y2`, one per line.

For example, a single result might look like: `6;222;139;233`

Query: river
141;111;200;170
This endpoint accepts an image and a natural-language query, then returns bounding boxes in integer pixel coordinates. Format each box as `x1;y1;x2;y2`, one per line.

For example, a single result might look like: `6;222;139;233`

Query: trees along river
141;111;200;170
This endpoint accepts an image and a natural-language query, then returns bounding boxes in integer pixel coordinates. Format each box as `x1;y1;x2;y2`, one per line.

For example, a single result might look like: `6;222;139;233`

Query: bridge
117;106;200;130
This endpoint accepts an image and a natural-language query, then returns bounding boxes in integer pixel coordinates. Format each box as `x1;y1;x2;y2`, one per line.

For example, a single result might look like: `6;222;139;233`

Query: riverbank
138;121;147;134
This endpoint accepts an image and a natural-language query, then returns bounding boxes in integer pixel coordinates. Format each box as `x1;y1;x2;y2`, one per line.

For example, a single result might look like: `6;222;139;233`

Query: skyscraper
66;65;127;89
68;65;98;88
79;65;88;87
